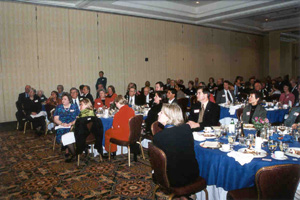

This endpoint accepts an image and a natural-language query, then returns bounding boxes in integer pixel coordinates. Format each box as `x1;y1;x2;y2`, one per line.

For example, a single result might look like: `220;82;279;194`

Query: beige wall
280;41;293;77
0;2;265;122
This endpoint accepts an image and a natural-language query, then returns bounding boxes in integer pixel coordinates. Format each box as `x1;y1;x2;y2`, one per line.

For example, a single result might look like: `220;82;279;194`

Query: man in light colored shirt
216;81;235;104
70;87;80;110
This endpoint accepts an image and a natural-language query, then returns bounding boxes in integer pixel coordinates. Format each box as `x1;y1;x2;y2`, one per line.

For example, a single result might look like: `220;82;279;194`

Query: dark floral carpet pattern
0;130;169;199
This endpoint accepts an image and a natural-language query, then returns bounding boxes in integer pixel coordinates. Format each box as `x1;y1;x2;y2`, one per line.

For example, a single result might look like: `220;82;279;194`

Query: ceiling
16;0;300;41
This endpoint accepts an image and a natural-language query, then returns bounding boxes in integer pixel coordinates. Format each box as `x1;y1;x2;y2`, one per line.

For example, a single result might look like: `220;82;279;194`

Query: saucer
271;154;288;160
219;147;232;152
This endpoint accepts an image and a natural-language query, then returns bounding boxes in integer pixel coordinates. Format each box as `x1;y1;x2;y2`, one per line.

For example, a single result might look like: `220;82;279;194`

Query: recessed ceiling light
265;18;269;22
196;1;199;4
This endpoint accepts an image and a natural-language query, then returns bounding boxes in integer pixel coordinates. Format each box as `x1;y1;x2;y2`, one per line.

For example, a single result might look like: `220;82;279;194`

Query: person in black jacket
153;103;199;188
65;98;103;162
23;88;46;135
145;91;167;134
187;87;220;131
16;85;31;130
80;85;94;105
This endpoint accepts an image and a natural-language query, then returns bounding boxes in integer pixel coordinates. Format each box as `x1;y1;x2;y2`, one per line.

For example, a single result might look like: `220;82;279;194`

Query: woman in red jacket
104;95;135;153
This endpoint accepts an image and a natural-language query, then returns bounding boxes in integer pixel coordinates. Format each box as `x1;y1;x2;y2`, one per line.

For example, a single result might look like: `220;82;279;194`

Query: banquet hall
0;0;300;199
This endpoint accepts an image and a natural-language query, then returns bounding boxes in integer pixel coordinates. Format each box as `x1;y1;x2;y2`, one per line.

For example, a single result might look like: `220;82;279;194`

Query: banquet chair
236;108;244;121
148;143;208;200
23;120;33;134
177;98;189;121
227;164;300;200
151;121;163;136
45;107;55;135
77;122;103;166
108;115;145;167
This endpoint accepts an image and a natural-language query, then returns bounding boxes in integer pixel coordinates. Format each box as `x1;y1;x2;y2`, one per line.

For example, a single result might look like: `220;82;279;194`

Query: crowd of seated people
15;74;300;164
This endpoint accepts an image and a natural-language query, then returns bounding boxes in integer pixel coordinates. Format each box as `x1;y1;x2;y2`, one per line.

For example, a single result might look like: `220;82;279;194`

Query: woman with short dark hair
53;92;80;145
145;91;167;134
279;84;295;106
105;85;117;108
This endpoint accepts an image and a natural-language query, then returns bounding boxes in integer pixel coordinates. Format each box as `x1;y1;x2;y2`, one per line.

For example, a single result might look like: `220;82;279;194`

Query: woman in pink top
279;84;295;106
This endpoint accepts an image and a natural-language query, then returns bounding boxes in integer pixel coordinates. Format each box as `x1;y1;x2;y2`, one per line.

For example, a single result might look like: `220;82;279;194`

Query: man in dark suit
139;86;154;107
16;85;31;130
187;87;220;131
167;88;177;104
70;87;80;110
80;85;94;104
216;80;235;104
95;71;107;90
141;81;154;95
124;87;142;106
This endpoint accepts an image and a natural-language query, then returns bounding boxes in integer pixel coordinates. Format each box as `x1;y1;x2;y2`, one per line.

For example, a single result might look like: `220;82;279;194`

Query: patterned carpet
0;129;168;199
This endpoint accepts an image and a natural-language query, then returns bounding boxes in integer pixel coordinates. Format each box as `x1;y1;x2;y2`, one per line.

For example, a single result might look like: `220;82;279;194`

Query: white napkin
227;151;254;166
30;111;47;118
193;132;206;141
201;141;219;148
55;125;71;130
229;105;242;115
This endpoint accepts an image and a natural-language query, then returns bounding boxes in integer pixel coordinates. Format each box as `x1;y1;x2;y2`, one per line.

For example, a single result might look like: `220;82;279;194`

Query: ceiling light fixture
265;18;269;22
196;1;199;4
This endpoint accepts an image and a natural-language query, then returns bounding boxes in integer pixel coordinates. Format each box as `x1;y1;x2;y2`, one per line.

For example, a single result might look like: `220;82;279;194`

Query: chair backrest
236;108;244;121
256;164;300;200
148;142;170;190
190;95;197;106
128;115;143;143
177;98;189;112
151;121;163;136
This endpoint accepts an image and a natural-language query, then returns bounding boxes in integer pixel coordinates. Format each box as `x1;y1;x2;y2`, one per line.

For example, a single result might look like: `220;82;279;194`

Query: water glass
268;140;277;155
282;142;289;152
239;136;246;146
228;133;236;147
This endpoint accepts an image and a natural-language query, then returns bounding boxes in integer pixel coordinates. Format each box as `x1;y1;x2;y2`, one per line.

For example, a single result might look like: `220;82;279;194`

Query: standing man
95;71;107;90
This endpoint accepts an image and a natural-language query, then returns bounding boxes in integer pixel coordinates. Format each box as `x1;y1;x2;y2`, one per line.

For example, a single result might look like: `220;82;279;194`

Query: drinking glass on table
282;142;289;153
268;140;277;155
228;133;236;149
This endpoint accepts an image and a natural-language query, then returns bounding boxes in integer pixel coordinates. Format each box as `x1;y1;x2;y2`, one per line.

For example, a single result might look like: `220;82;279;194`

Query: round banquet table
194;131;300;199
219;106;289;125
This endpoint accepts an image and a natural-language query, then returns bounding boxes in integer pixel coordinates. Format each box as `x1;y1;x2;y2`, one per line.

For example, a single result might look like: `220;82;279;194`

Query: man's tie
227;90;232;103
74;99;77;105
129;97;133;106
198;104;204;123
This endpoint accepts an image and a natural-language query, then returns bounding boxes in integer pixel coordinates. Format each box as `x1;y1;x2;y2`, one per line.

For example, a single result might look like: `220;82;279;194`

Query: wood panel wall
0;2;265;122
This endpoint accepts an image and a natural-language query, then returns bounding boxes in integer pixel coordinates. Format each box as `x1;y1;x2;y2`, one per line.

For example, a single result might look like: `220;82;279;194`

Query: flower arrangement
252;117;269;131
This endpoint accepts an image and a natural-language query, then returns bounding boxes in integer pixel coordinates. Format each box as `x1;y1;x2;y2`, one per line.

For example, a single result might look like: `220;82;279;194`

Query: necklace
64;105;70;111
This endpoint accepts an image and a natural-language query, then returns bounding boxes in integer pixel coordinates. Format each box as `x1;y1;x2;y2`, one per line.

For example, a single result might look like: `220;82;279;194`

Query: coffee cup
222;144;230;151
274;151;284;159
204;127;212;132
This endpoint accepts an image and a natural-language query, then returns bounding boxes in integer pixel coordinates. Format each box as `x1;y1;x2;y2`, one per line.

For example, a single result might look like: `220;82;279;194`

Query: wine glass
282;142;289;153
228;133;236;149
268;140;277;155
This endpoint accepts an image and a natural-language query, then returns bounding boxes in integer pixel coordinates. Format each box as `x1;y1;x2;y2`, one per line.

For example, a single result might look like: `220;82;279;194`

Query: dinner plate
243;124;255;130
237;148;267;158
200;132;216;139
193;132;206;142
219;147;232;152
285;147;300;158
271;154;288;160
200;141;220;149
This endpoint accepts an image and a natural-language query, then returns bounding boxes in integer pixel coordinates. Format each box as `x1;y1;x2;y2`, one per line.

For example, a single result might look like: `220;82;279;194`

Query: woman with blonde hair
153;103;199;188
65;98;103;162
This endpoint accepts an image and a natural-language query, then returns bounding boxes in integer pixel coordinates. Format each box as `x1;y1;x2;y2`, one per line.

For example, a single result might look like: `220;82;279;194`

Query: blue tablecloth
194;137;300;191
220;106;289;124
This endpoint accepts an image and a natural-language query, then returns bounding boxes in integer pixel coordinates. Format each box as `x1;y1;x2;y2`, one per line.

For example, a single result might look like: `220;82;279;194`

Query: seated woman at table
46;91;62;107
65;98;103;162
104;95;135;155
23;88;46;135
242;90;267;124
94;89;106;110
105;85;117;108
279;84;295;106
53;93;80;153
145;91;167;134
153;103;199;188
